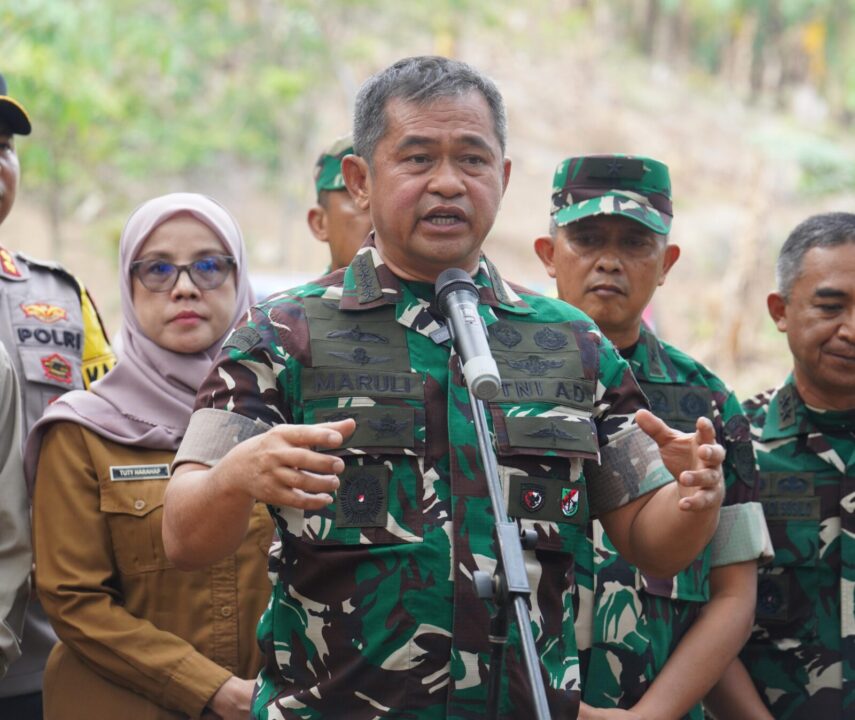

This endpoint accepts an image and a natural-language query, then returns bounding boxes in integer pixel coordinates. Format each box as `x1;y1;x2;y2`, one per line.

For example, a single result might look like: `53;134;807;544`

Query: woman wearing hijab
27;193;273;720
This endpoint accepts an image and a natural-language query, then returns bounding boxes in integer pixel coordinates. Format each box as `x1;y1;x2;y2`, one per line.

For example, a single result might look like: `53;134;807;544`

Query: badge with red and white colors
560;487;580;517
20;302;68;323
520;483;546;513
41;353;73;384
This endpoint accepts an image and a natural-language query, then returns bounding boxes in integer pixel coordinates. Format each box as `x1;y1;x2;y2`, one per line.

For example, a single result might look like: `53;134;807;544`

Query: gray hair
352;56;507;167
777;212;855;299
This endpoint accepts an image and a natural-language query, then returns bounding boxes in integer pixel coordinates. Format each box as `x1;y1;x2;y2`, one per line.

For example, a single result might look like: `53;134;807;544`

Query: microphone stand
466;388;552;720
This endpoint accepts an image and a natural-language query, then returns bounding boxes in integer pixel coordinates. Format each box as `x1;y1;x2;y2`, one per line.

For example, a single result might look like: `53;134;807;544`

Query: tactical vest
259;290;599;716
289;296;597;541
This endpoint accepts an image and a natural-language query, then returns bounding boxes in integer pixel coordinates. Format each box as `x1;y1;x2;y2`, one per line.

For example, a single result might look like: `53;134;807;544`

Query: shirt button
221;606;233;618
133;499;146;511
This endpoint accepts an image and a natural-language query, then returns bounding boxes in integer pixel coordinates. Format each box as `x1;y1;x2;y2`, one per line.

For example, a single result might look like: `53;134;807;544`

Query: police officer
0;343;28;681
534;155;771;719
306;134;373;272
162;57;727;719
0;72;115;718
707;212;855;719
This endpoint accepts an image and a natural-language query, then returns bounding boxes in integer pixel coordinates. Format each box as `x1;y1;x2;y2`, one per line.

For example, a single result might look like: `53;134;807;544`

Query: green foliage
2;0;854;251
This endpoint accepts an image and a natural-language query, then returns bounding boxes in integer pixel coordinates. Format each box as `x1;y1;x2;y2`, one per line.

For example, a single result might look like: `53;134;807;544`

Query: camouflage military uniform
580;325;768;718
175;241;678;719
740;376;854;718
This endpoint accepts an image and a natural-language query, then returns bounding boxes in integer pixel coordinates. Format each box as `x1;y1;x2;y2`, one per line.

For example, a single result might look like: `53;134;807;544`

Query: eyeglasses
130;255;236;292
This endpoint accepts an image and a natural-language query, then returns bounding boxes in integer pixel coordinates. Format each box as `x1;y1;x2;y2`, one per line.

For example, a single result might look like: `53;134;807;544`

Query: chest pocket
754;471;820;638
287;300;430;547
98;471;171;575
486;321;595;558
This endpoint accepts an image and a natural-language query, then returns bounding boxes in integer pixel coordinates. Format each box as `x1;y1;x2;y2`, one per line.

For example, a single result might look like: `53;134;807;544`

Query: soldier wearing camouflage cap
164;59;730;719
535;154;771;719
707;212;855;719
307;134;372;271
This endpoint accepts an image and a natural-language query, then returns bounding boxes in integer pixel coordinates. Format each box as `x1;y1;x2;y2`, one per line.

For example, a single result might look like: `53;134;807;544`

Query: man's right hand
163;418;356;570
219;418;356;509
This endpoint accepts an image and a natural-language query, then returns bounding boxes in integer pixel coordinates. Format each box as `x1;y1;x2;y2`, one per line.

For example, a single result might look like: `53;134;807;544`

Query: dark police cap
0;73;32;135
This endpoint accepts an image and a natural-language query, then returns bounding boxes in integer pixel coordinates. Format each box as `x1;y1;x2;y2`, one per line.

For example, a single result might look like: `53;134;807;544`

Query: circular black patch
757;577;784;617
647;389;670;414
679;391;708;418
520;483;545;512
339;473;385;525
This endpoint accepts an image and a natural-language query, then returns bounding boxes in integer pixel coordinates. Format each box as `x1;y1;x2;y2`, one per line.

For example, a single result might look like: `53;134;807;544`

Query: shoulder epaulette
15;252;80;288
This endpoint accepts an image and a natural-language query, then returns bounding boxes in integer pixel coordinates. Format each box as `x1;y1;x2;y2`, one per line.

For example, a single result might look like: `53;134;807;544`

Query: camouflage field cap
0;73;32;135
314;134;353;195
551;154;672;234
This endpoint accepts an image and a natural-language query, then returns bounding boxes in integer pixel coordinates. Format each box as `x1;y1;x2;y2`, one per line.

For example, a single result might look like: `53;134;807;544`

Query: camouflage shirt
740;376;855;718
581;325;767;718
177;242;677;719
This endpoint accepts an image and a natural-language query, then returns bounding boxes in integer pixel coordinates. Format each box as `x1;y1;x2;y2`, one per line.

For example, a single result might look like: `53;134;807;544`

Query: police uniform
0;344;29;678
581;325;770;718
32;422;272;719
174;241;681;719
740;377;854;718
0;248;115;431
0;247;115;702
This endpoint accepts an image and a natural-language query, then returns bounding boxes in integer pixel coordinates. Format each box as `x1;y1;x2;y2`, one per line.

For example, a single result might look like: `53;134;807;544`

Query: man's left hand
635;409;725;512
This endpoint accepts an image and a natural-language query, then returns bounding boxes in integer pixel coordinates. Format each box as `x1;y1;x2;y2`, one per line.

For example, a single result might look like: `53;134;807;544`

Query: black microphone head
435;268;479;315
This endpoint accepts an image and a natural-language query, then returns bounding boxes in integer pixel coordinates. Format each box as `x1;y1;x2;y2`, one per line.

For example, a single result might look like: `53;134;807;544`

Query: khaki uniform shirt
33;422;273;719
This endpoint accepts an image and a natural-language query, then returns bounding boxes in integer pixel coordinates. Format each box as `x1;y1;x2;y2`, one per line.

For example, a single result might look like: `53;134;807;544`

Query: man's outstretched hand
635;409;725;512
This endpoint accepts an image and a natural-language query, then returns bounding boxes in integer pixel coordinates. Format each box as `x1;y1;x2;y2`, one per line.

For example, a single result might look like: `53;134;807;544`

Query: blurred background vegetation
3;0;855;397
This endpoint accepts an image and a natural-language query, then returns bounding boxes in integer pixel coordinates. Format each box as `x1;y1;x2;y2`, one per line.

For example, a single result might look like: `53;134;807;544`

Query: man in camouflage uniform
534;155;771;719
0;71;115;718
163;57;728;720
707;212;855;719
307;134;373;272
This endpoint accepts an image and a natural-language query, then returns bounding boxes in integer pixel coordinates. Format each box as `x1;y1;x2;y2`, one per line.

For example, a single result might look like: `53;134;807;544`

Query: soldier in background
707;212;855;719
306;134;372;272
0;71;115;719
534;154;771;719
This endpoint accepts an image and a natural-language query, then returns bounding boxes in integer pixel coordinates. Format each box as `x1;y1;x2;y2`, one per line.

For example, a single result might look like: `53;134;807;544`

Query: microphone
435;268;501;400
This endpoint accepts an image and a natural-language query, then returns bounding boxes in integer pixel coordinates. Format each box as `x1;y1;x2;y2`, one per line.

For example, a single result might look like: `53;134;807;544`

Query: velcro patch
507;474;588;525
335;465;389;528
222;326;263;355
584;157;644;181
